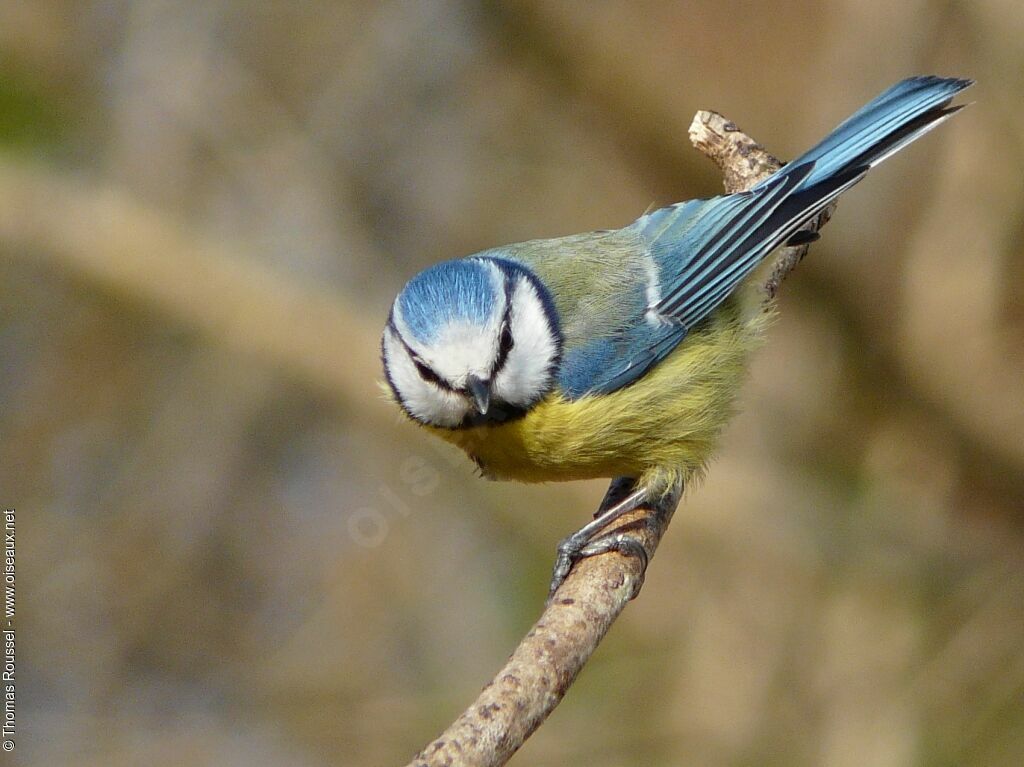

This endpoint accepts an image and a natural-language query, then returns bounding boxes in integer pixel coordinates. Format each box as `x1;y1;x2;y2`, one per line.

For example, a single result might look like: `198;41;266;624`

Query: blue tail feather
777;76;973;188
597;76;970;397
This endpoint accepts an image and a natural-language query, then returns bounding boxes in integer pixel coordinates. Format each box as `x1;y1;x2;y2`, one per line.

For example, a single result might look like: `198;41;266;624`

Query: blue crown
396;259;500;343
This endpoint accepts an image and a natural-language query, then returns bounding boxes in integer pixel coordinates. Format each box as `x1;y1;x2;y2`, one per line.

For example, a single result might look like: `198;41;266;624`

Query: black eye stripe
491;287;515;377
409;354;457;392
389;322;455;392
490;258;562;369
493;321;514;373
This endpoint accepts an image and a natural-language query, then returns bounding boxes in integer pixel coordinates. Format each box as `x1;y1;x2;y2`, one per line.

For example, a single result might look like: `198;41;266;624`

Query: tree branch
404;109;832;767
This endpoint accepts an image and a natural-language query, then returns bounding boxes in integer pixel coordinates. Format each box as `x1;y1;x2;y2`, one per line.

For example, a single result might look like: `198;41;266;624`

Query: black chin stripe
460;401;528;427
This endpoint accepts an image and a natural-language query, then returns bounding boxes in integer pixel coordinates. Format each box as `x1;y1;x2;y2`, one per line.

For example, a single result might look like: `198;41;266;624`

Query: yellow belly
428;297;771;492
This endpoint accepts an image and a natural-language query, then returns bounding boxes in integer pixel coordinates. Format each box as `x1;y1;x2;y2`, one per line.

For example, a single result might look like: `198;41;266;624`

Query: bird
381;76;972;594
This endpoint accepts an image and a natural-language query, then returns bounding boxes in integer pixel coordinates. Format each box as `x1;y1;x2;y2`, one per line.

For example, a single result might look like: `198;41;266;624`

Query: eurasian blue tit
382;76;971;589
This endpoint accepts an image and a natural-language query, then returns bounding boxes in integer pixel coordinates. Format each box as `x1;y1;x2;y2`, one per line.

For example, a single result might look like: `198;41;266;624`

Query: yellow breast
428;296;772;493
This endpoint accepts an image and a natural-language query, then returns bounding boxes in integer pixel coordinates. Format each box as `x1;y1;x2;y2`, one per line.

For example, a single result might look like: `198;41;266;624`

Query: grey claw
547;532;651;602
547;537;582;601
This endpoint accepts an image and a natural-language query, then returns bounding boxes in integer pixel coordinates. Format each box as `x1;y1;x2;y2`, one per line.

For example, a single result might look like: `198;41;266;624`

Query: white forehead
428;321;501;385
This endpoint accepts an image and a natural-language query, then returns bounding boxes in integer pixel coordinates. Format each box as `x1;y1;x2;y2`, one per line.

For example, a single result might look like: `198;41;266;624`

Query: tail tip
906;74;975;94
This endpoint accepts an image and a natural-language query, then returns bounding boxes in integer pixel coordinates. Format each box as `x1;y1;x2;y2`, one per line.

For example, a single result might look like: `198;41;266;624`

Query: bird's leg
594;476;638;518
548;482;648;600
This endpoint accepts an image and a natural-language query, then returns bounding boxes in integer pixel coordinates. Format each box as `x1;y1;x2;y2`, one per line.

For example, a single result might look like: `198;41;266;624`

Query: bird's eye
496;322;514;367
412;356;446;388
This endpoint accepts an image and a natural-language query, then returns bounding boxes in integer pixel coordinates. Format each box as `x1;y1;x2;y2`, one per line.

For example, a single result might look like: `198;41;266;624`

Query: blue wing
563;76;971;397
564;162;862;396
646;162;863;326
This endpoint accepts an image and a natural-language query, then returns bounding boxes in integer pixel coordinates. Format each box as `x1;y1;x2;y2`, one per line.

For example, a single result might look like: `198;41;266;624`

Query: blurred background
2;1;1023;765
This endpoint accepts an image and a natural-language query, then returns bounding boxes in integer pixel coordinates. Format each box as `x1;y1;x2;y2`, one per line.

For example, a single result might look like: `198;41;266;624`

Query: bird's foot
547;482;648;601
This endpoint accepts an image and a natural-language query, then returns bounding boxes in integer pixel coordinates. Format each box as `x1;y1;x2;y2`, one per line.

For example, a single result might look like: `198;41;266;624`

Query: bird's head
382;257;562;428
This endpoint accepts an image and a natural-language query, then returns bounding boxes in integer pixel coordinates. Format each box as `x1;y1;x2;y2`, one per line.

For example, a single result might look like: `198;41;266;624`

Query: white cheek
383;329;470;427
492;279;558;407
